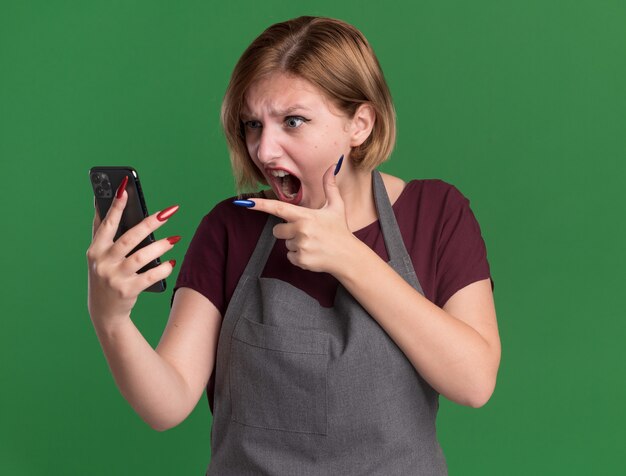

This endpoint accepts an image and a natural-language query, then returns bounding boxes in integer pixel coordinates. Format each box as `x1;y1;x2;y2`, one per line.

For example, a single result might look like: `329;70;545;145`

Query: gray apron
207;170;447;475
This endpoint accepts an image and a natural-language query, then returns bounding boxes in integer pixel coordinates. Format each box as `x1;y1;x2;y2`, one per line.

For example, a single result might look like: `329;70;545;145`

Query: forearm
91;315;195;430
334;238;498;407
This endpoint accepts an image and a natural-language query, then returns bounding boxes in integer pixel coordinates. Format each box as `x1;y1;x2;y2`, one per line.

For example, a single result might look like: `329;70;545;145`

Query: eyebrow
241;104;311;119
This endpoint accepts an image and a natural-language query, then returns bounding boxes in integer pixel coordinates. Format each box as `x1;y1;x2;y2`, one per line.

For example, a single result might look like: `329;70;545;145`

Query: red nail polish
169;259;177;267
157;205;180;222
167;235;181;245
116;176;128;199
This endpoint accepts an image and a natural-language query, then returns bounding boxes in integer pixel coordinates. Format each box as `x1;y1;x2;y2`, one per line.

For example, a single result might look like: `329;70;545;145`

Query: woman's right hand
87;180;180;328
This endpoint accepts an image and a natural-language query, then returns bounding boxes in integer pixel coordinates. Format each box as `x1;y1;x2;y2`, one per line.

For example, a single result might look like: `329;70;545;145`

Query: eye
284;116;308;128
244;120;262;130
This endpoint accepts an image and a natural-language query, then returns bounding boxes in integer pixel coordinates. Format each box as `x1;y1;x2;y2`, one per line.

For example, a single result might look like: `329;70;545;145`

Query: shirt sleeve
435;185;493;308
172;205;228;316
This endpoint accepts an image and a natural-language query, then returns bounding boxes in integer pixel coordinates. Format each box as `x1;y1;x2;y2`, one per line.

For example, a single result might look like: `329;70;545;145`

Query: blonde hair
221;16;396;192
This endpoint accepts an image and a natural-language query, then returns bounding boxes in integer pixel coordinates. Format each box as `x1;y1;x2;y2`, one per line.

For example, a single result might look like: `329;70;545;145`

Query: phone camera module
92;172;113;198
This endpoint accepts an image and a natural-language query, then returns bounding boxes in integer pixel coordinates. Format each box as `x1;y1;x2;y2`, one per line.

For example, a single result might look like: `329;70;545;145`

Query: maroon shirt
174;179;492;313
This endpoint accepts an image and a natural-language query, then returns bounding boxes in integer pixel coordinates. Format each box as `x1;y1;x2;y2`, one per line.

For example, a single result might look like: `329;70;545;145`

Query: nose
256;127;283;165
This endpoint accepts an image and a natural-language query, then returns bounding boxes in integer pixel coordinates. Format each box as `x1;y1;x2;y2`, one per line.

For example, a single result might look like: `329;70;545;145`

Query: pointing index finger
234;198;306;222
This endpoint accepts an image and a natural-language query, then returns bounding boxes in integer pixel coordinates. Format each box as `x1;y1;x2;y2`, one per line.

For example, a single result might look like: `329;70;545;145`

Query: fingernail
169;259;176;267
157;205;180;221
334;155;344;176
233;199;255;208
167;235;181;245
116;176;129;199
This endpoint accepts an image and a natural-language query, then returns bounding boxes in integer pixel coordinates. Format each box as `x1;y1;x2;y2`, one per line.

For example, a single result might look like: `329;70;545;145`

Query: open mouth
268;169;302;204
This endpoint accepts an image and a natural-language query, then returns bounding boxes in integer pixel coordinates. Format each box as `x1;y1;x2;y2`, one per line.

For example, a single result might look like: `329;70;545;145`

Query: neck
339;168;377;232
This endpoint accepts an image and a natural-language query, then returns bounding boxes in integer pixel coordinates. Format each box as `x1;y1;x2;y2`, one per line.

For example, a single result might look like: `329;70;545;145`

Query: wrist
90;311;133;340
330;235;373;283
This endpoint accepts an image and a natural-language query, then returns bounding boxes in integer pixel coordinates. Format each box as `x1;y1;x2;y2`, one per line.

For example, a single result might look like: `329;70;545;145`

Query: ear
349;103;376;147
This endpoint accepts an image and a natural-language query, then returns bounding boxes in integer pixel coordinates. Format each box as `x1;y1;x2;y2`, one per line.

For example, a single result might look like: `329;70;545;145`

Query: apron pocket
230;317;329;435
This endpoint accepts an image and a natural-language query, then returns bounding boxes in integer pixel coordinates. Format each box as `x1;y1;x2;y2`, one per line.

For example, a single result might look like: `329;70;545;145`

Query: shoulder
392;178;491;307
404;178;468;203
182;193;270;262
378;171;467;207
392;178;483;253
198;191;268;230
393;178;471;219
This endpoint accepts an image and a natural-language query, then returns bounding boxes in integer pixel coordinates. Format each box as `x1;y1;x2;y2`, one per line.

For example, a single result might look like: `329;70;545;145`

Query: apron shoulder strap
372;170;409;264
372;170;424;294
241;214;281;279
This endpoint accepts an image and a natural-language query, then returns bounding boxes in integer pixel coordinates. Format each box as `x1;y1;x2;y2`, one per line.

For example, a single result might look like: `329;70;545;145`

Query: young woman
87;16;500;475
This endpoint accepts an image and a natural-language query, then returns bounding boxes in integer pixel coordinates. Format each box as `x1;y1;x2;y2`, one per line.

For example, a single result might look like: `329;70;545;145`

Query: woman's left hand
247;164;358;275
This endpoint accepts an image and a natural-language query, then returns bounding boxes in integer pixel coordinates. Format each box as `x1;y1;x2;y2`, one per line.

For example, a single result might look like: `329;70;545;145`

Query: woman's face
242;73;355;208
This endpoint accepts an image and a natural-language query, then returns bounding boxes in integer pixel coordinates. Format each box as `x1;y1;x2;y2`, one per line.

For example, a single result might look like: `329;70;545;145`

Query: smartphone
89;166;166;293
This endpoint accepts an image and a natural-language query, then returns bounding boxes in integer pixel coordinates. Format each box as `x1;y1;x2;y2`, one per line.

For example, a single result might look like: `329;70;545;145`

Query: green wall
2;1;624;474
